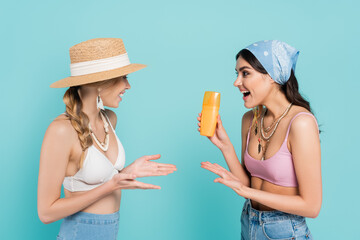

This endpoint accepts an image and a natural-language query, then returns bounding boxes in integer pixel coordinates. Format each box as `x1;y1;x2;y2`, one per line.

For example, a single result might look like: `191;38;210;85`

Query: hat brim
50;63;147;88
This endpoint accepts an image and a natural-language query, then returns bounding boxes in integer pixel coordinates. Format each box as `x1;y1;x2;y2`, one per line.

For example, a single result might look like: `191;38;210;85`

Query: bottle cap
202;91;220;107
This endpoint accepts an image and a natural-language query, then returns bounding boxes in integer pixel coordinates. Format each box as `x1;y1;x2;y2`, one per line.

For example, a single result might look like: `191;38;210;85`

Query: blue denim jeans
241;199;313;240
57;211;120;240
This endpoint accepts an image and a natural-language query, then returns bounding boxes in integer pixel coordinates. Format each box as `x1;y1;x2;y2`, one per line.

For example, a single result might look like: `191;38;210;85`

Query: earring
97;91;104;110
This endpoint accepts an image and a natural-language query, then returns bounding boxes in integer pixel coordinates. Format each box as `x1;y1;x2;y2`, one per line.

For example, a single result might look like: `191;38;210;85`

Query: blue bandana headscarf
243;40;299;85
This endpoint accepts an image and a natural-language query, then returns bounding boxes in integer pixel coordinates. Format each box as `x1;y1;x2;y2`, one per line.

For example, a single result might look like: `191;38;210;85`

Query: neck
262;90;291;120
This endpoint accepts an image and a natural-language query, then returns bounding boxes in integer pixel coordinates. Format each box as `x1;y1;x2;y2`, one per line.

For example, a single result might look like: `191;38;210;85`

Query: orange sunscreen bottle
200;91;221;137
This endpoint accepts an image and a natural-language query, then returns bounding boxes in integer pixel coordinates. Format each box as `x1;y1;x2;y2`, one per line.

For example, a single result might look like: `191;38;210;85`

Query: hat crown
69;38;127;64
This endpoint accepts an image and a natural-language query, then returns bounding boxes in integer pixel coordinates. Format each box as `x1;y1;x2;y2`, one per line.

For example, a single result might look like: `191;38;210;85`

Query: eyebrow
236;66;251;72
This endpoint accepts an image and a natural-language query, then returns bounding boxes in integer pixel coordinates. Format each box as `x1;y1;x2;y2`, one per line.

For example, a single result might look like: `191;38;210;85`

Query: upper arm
38;120;74;212
241;110;253;167
105;109;117;129
290;115;322;208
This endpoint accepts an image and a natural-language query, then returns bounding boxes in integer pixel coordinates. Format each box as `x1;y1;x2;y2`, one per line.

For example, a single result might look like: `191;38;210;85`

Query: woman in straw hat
38;38;177;239
198;40;321;239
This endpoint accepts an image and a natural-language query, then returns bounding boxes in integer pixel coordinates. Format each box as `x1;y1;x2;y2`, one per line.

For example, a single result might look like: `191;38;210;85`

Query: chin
105;103;119;108
244;101;255;109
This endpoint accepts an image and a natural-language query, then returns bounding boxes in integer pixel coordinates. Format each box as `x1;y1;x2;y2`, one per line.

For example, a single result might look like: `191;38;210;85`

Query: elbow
307;207;321;218
38;210;56;224
306;202;322;218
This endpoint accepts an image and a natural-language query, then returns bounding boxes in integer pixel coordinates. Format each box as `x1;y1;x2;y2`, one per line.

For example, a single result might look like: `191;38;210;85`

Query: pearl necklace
88;111;110;152
258;103;292;160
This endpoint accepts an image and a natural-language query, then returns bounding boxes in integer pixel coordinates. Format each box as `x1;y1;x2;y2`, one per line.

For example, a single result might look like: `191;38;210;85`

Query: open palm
201;161;246;197
122;154;177;178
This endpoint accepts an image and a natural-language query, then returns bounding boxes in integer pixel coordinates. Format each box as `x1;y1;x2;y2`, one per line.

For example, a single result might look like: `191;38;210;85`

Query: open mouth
119;91;125;97
241;90;250;98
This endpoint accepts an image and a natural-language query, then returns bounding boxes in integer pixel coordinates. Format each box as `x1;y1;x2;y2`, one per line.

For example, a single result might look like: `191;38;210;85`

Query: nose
125;78;131;90
233;75;242;87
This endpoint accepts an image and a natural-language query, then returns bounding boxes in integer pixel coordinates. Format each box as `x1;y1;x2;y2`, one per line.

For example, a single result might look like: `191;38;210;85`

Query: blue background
1;0;359;239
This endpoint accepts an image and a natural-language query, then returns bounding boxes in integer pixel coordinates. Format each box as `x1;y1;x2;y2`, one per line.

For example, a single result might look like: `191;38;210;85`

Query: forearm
221;145;250;187
39;180;117;224
243;187;320;218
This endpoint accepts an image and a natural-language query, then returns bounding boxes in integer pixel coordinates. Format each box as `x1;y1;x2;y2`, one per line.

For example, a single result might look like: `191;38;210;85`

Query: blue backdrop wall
1;0;359;239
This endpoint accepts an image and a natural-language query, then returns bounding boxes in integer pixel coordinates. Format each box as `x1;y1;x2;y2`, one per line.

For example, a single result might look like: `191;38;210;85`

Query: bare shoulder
40;115;78;167
44;114;78;150
241;110;253;129
289;106;319;136
240;109;254;142
105;109;118;129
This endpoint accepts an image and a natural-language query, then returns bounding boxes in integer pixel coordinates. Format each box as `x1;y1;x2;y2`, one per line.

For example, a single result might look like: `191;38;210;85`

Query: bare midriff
250;177;299;211
64;189;122;214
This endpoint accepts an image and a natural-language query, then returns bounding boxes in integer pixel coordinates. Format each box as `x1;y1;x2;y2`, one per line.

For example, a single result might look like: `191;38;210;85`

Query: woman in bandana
198;40;321;240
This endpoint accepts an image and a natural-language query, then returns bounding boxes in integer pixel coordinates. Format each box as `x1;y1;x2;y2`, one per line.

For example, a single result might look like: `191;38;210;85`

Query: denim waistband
243;199;304;224
65;211;120;224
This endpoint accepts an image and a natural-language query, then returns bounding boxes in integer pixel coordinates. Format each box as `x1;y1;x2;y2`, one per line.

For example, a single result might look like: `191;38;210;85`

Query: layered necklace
256;103;292;161
88;111;110;152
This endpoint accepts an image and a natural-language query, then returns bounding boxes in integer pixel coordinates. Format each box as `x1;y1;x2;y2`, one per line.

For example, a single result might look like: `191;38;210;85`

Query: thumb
217;115;224;129
146;154;161;161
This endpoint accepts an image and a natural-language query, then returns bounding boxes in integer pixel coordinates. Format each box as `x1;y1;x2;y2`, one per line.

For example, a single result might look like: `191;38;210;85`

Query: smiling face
99;75;131;108
234;57;274;108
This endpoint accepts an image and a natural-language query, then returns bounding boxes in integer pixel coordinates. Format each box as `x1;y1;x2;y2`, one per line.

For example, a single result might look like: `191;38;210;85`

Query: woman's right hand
197;113;233;151
111;172;161;190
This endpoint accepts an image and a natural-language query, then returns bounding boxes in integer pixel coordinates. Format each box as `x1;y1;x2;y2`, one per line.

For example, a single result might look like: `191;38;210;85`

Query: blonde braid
63;86;93;168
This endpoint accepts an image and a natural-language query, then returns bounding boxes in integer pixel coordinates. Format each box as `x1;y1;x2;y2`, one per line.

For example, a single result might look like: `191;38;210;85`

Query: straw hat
50;38;146;88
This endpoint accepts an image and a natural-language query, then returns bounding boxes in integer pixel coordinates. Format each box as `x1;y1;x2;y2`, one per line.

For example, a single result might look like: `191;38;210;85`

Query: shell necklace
258;103;292;160
88;111;110;151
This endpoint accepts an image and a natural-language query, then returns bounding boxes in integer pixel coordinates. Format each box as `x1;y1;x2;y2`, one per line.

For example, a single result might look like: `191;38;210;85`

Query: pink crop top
244;112;318;187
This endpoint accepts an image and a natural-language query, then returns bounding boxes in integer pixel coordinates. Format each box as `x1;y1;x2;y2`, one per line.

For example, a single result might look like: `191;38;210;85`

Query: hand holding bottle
197;113;233;152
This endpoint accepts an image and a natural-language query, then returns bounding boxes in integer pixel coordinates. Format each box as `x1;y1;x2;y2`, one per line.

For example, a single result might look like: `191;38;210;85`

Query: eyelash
235;71;249;77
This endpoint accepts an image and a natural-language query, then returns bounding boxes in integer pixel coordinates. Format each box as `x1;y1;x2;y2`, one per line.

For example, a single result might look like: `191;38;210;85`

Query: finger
201;163;223;176
146;154;161;161
213;163;228;172
201;162;227;177
198;128;200;132
202;161;219;168
156;163;177;169
150;169;176;176
214;178;234;188
198;122;201;127
213;164;238;179
214;177;223;183
198;113;202;117
117;173;137;180
217;115;223;128
154;167;177;174
201;163;220;173
197;116;201;122
136;181;161;189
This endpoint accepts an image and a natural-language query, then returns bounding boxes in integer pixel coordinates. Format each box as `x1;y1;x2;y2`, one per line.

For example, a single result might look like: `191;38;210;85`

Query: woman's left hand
122;154;177;178
201;161;248;198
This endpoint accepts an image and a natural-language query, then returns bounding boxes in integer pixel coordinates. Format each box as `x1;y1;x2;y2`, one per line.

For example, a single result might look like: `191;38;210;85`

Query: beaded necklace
88;111;110;151
257;103;292;160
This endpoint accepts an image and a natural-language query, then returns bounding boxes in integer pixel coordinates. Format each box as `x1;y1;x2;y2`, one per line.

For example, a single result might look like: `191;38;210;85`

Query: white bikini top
62;112;126;192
